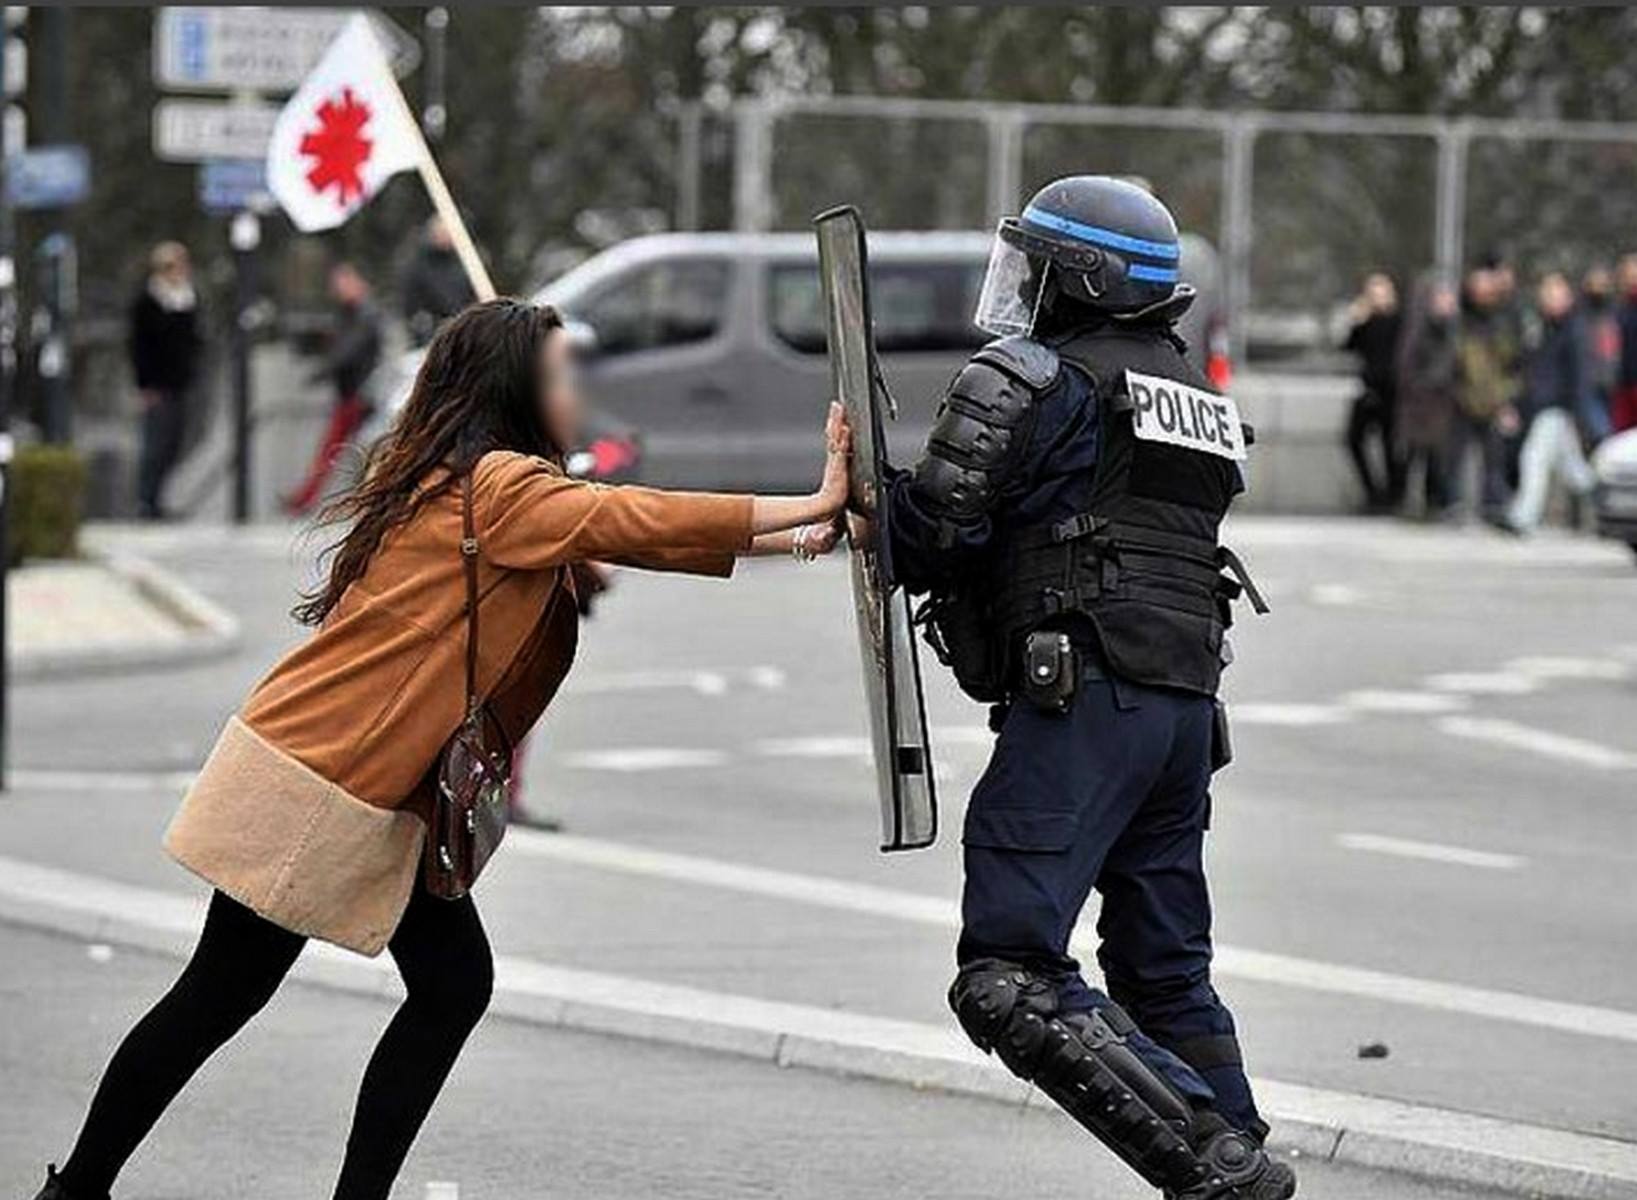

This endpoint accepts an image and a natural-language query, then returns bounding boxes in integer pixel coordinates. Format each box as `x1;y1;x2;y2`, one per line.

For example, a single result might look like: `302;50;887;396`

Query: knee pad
949;960;1290;1199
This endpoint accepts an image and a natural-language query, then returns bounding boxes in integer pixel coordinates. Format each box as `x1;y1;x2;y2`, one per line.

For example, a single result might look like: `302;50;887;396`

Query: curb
0;859;1633;1200
11;553;242;680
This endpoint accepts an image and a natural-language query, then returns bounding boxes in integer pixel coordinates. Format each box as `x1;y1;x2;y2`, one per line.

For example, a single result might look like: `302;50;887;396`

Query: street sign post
153;98;279;163
2;143;89;209
154;7;419;93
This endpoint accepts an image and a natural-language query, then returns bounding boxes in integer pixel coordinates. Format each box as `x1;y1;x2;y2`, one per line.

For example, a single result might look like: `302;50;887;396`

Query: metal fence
706;96;1637;360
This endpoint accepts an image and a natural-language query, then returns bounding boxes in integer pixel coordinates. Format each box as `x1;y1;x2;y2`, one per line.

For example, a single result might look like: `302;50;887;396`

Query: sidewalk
7;552;240;678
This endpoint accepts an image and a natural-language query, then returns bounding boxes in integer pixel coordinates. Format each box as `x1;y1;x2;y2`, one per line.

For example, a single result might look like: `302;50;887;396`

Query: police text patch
1123;370;1246;461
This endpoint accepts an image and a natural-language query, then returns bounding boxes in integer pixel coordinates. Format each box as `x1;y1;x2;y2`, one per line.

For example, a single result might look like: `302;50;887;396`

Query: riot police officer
883;176;1290;1199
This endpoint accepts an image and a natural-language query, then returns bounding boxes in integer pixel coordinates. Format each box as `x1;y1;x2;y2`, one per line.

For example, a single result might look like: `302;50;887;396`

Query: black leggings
57;884;493;1200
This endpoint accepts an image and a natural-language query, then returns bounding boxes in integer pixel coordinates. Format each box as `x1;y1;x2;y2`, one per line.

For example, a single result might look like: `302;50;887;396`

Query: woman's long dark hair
293;298;563;626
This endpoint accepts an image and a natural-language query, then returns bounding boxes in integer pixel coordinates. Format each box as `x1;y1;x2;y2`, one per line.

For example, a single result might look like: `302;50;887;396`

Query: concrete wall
1234;370;1359;514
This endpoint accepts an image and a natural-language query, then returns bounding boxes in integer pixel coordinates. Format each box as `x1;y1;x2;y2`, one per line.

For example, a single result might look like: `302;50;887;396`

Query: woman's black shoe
32;1165;106;1200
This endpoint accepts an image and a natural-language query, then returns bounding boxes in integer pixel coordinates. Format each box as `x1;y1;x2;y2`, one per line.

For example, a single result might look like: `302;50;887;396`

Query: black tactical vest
921;324;1263;701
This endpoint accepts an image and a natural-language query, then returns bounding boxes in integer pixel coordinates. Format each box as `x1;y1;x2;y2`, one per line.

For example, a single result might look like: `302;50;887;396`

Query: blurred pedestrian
1395;275;1461;517
402;216;474;347
1504;272;1597;535
1579;264;1619;446
1451;266;1520;521
129;242;202;520
1483;249;1528;345
1613;253;1637;432
283;263;382;516
1341;271;1404;512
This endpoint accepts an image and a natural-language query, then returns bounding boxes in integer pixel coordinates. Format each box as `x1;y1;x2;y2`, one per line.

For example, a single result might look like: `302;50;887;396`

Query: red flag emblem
297;87;374;205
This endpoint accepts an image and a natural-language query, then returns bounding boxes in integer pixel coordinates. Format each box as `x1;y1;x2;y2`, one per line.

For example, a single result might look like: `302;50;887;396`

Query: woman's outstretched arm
478;403;852;572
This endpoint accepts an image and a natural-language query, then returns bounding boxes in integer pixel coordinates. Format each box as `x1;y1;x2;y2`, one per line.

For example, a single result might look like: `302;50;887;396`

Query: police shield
813;205;938;852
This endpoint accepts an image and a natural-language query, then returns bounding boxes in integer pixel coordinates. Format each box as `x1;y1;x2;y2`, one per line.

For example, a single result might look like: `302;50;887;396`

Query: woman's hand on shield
817;401;853;518
747;403;852;545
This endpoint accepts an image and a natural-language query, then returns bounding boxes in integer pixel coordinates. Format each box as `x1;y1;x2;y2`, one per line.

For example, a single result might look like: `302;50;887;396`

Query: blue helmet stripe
1128;263;1180;283
1021;205;1180;261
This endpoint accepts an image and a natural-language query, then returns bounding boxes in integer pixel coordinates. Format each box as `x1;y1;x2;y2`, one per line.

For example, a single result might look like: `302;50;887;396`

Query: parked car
366;229;1225;491
1592;426;1637;561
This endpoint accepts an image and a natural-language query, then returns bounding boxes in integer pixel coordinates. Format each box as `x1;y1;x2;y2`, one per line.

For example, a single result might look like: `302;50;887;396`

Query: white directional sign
153;98;280;162
154;8;419;93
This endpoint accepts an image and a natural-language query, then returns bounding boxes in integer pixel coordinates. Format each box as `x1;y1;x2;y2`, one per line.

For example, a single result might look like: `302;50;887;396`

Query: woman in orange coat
34;298;849;1200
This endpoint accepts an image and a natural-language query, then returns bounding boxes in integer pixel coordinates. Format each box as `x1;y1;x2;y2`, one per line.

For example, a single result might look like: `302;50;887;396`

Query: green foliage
9;444;88;564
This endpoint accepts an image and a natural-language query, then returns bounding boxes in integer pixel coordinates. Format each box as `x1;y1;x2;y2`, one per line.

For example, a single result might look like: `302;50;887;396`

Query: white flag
266;15;422;232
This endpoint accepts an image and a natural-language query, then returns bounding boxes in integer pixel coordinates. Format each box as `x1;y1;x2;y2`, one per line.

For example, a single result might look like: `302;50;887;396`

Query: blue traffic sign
4;144;90;209
199;158;268;213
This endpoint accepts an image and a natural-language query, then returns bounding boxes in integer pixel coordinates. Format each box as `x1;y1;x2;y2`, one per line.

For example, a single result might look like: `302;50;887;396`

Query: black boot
32;1165;107;1200
1169;1114;1298;1199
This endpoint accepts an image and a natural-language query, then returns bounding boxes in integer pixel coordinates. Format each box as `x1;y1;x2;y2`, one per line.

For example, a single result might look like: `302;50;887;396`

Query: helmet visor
973;227;1045;337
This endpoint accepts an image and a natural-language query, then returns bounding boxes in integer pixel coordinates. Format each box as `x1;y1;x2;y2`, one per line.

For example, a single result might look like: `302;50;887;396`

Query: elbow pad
911;335;1059;520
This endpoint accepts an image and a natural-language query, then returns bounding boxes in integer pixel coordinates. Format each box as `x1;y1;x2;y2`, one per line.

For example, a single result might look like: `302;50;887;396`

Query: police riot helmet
974;175;1183;336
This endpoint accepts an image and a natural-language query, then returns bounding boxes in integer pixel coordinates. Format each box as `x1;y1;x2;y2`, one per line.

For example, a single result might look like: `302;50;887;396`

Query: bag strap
460;472;481;722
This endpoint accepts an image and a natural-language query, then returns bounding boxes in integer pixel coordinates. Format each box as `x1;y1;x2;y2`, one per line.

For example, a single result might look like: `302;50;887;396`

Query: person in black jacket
129;242;202;519
1341;272;1404;511
402;217;474;347
284;263;383;516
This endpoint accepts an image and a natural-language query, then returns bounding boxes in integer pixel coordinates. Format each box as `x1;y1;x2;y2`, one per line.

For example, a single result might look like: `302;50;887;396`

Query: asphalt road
5;515;1637;1180
1;922;1488;1200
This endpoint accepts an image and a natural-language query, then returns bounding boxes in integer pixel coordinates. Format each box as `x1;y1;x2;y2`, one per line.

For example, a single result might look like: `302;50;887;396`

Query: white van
370;230;1224;491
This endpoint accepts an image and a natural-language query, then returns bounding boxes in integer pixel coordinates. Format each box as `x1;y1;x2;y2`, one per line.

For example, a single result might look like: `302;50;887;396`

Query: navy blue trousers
957;667;1260;1131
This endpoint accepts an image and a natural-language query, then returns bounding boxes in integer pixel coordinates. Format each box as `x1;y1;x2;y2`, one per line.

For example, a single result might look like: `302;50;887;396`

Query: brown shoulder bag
424;472;512;900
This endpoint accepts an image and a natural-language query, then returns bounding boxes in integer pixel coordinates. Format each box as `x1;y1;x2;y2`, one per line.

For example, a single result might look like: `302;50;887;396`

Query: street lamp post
229;211;260;524
0;15;14;792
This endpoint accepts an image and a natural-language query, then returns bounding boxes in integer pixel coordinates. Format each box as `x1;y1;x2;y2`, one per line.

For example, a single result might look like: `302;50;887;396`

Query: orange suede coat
165;450;753;954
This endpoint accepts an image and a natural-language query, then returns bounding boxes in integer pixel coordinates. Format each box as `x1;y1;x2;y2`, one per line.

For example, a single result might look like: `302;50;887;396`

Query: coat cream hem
164;715;424;956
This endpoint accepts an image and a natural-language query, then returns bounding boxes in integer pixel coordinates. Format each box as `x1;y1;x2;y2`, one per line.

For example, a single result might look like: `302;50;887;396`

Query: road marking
504;829;1637;1045
9;768;196;793
1307;582;1367;607
1437;716;1637;771
559;748;729;772
1228;703;1351;726
509;829;956;924
754;737;871;759
1506;655;1631;682
565;665;787;697
745;665;787;690
1336;832;1525;870
753;727;993;762
1338;689;1468;715
1424;671;1539;695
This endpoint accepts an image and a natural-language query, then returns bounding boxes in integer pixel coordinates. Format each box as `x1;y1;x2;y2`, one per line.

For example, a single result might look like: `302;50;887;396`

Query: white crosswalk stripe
1336;832;1525;870
1437;717;1637;771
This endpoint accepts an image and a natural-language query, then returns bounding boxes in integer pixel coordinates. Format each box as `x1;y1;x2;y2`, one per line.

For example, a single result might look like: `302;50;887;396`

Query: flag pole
378;43;496;302
412;152;495;302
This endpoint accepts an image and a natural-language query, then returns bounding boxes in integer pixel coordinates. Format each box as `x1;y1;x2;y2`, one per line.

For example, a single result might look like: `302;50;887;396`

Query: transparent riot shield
814;205;937;852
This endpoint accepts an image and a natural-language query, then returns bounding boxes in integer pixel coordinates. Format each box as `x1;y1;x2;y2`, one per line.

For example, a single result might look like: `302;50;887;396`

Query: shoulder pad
972;335;1059;390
